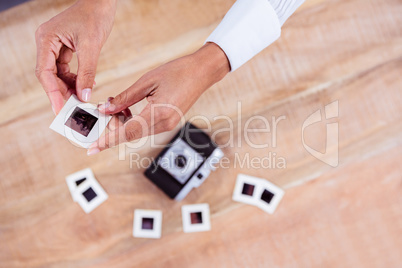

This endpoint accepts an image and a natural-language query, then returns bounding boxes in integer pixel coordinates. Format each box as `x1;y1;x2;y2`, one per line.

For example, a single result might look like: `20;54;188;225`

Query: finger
56;46;77;96
57;72;77;90
122;107;133;119
104;97;133;121
107;116;122;131
35;30;64;114
56;62;70;75
56;77;74;99
98;75;154;115
100;97;126;131
88;105;152;155
56;47;72;75
107;112;128;131
57;45;73;64
107;108;133;131
76;45;100;103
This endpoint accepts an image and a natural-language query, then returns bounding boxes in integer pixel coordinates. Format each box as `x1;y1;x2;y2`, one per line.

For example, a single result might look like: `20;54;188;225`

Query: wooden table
1;0;401;267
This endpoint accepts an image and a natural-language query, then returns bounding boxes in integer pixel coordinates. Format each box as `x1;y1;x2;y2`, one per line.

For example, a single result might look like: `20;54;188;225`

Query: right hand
35;0;117;114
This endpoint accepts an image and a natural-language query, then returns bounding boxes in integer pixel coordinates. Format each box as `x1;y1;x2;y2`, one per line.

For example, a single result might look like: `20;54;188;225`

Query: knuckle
113;91;129;106
35;25;44;39
78;70;95;80
124;124;137;142
35;23;49;42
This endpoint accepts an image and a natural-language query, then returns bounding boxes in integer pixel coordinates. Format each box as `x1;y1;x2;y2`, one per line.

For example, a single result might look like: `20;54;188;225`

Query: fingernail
87;147;100;156
52;105;56;115
99;101;110;111
82;88;91;102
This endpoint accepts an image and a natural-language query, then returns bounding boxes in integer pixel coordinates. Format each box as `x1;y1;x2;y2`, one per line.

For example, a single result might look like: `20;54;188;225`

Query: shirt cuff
206;0;281;71
268;0;305;26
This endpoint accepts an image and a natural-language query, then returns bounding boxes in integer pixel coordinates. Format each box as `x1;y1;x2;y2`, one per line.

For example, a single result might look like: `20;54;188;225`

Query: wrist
192;42;230;89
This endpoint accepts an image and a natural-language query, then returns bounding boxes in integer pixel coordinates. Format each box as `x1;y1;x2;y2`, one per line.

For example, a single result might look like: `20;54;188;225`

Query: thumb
98;75;153;114
76;46;100;102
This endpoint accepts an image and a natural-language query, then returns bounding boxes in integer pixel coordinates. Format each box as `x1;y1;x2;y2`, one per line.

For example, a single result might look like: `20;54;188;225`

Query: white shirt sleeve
206;0;305;71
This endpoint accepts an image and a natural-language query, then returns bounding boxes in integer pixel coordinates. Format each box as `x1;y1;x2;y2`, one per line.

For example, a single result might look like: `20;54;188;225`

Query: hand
35;0;117;114
87;42;230;155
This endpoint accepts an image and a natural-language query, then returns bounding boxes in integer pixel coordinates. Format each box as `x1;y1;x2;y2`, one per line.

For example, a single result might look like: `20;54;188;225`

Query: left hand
88;42;230;155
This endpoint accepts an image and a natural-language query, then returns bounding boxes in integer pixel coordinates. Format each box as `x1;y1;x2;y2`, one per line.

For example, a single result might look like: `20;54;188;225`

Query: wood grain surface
0;0;401;267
